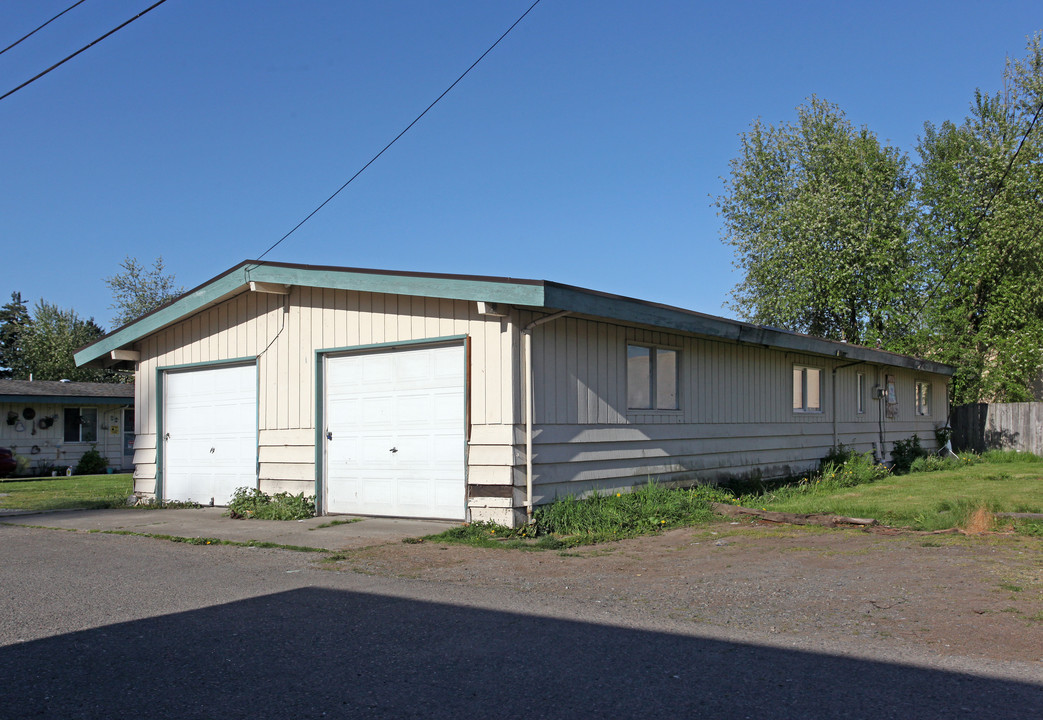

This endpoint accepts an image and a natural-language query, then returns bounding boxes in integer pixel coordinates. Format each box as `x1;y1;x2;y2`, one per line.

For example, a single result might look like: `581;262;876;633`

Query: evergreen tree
0;291;30;379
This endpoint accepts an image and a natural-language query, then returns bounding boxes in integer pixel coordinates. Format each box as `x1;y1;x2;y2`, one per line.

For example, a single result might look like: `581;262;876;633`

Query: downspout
521;310;571;522
877;366;886;463
831;359;866;450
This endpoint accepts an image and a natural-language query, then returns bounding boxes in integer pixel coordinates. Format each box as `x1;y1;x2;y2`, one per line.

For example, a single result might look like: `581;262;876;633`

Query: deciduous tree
914;34;1043;403
20;301;111;382
105;256;184;328
716;96;919;347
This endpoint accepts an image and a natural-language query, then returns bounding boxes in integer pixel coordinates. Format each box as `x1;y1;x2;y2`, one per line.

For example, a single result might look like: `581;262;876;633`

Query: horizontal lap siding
132;288;517;497
527;315;950;503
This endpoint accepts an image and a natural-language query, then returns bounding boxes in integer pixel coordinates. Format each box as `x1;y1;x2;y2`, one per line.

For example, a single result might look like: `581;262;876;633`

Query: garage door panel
325;344;465;520
164;364;257;505
359;435;395;463
361;396;393;425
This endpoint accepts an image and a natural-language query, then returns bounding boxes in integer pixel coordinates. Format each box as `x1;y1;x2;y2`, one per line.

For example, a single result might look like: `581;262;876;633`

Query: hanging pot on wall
37;416;54;430
6;411;16;425
22;407;36;420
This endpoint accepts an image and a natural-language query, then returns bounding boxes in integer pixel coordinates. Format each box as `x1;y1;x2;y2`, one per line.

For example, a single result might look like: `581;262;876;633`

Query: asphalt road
1;523;1040;719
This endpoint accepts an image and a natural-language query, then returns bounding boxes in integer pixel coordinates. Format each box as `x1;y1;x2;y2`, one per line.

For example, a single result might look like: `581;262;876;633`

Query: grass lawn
746;455;1043;532
0;474;133;512
425;452;1043;548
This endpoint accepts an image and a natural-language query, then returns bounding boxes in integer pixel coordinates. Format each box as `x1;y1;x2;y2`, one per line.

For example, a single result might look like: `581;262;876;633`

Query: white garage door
325;343;465;520
163;364;257;505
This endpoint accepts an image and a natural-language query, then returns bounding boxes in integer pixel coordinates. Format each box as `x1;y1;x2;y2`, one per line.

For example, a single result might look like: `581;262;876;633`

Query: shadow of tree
0;587;1039;718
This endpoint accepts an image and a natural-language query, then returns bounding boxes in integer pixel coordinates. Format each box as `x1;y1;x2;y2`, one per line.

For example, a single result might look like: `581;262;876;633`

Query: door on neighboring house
162;364;257;504
122;408;135;470
324;342;466;520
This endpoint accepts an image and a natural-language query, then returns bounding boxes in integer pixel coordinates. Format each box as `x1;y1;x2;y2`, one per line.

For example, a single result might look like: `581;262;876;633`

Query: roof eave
542;283;955;376
75;261;548;367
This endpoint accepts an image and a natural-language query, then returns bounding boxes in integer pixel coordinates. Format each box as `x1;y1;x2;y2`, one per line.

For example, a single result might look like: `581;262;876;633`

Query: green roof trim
74;260;953;376
542;282;952;375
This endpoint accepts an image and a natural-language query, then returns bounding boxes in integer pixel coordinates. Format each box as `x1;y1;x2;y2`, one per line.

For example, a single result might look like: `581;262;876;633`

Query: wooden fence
950;402;1043;455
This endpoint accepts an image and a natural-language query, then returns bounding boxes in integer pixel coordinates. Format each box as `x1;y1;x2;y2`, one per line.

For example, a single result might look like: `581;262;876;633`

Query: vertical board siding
131;288;517;494
528;315;950;502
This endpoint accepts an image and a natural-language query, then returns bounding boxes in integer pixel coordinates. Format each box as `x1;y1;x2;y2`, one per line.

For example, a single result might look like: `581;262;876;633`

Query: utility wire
0;0;90;57
251;0;543;265
0;0;170;103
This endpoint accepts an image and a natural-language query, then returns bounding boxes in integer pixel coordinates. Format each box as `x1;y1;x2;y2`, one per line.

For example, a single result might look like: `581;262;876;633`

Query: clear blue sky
2;0;1040;331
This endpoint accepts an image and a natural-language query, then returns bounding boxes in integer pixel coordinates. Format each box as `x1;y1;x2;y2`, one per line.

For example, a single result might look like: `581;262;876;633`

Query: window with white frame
627;344;679;410
856;373;866;414
792;365;822;412
63;408;98;442
915;381;931;416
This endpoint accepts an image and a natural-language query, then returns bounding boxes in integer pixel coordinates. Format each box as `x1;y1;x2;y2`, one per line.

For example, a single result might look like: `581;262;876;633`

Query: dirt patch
324;520;1043;663
965;506;994;534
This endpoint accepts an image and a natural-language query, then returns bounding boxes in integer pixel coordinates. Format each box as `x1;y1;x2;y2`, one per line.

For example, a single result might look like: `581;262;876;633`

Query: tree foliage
105;256;184;328
913;34;1043;403
19;301;111;382
716;96;918;347
0;292;30;379
718;35;1043;404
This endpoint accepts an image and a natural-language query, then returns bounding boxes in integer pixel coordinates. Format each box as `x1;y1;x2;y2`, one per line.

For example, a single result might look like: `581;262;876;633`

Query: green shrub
909;454;961;473
74;448;108;475
891;435;928;474
820;443;855;470
819;451;890;488
226;487;316;520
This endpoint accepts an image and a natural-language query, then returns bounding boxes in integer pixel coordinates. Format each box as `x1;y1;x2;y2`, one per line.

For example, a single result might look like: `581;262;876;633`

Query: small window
915;382;931;416
63;408;98;442
627;344;679;410
793;365;821;413
856;373;866;415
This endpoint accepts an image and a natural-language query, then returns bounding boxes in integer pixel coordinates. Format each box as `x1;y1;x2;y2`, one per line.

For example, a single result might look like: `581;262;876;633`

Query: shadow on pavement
1;587;1039;719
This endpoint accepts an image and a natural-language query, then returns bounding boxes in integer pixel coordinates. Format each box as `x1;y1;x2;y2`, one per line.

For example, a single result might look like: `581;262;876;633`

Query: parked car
0;448;16;478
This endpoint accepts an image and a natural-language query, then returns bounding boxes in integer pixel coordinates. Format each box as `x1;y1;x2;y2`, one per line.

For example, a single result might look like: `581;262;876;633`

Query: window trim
792;364;823;414
626;342;681;412
63;407;98;443
915;380;931;416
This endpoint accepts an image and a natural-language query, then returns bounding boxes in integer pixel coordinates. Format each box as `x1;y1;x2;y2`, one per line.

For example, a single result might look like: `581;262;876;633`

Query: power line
0;0;90;57
251;0;543;264
0;0;171;103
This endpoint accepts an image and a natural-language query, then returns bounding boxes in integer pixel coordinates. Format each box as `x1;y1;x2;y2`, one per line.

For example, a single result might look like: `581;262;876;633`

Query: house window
916;381;931;416
63;408;98;443
856;373;866;415
627;344;679;410
792;365;821;412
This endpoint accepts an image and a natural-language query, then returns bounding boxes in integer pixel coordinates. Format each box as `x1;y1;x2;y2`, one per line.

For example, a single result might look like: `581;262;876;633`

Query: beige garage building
76;260;952;525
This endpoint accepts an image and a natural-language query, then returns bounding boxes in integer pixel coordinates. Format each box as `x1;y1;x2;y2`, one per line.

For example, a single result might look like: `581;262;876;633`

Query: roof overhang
542;283;953;375
75;260;954;376
0;395;132;405
75;261;547;369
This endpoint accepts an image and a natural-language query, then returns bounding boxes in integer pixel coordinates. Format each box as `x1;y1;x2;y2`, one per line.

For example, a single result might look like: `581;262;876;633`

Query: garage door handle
389;447;398;453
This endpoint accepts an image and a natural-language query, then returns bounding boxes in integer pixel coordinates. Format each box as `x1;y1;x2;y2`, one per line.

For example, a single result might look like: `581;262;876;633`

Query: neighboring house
75;260;953;525
0;379;135;475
